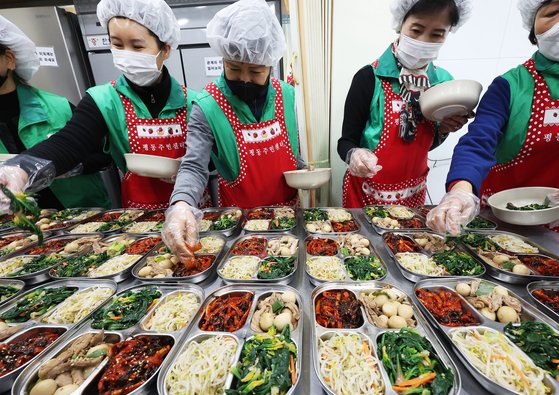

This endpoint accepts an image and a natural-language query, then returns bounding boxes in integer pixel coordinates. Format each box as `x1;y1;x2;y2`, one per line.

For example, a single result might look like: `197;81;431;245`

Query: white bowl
488;187;559;226
124;153;181;179
419;79;482;121
0;154;16;162
283;168;331;190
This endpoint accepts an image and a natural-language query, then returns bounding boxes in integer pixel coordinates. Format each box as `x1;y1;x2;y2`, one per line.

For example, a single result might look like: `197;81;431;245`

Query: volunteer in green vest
427;0;559;235
0;15;110;209
162;0;304;265
0;0;205;211
338;0;473;209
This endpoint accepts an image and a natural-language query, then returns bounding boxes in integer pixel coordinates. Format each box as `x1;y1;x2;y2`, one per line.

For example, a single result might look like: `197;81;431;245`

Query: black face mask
225;76;269;103
0;73;7;89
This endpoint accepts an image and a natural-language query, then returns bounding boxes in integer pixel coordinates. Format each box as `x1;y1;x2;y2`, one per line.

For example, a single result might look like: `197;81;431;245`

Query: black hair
109;16;166;50
403;0;460;28
529;0;553;45
0;43;26;84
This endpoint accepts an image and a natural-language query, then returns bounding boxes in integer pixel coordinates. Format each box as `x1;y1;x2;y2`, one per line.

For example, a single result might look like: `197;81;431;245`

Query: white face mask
537;22;559;62
396;34;444;69
111;48;162;87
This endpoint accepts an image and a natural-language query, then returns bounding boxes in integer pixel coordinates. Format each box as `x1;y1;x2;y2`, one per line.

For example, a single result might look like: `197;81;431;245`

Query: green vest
87;74;196;173
497;51;559;163
361;45;454;150
0;84;110;208
195;75;299;181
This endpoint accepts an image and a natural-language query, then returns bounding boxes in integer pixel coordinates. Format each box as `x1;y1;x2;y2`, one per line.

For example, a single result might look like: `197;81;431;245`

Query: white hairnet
97;0;180;49
0;16;39;81
518;0;552;30
390;0;473;32
206;0;286;66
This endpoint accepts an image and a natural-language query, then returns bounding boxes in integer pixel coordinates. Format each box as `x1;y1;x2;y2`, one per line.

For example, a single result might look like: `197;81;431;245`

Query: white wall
329;0;535;206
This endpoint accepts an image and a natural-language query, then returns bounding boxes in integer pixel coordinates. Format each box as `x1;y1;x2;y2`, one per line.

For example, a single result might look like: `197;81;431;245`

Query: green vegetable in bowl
506;202;550;211
270;217;296;230
303;208;328;221
378;328;454;395
0;285;20;301
504;321;559;377
0;286;77;322
344;256;385;280
212;215;237;230
364;206;389;219
10;253;65;277
258;256;295;279
431;251;484;276
458;233;499;252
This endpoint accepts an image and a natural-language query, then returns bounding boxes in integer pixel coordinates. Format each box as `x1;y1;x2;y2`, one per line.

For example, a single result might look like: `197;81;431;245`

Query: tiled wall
329;0;535;206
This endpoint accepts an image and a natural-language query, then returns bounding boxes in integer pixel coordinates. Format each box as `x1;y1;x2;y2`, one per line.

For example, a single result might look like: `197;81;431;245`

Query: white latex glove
427;189;480;236
0;166;29;213
161;201;202;269
349;148;383;178
547;190;559;206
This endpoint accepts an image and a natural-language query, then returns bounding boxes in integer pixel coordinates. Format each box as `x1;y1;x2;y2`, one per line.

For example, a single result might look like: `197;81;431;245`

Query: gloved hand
349;148;383;178
426;189;480;236
161;201;202;269
547;189;559;206
439;111;475;134
0;166;29;213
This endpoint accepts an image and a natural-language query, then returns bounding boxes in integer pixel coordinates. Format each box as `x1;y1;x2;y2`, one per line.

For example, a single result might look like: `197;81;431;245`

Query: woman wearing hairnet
0;15;110;209
428;0;559;235
338;0;472;208
162;0;304;265
0;0;206;209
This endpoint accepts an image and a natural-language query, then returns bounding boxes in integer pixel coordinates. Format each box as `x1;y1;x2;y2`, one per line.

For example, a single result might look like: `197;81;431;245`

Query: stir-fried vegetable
304;208;328;221
0;285;19;301
53;253;109;277
258;257;295;279
378;328;454;395
11;253;65;276
431;251;484;276
344;256;385;281
227;326;297;395
364;206;389;219
270;217;296;230
504;321;559;377
506;202;550;211
467;216;495;229
0;286;77;322
212;215;237;230
458;233;499;252
91;287;161;330
1;186;43;244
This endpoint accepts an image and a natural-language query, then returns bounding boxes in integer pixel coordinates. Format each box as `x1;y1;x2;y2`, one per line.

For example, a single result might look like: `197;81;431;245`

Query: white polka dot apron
480;59;559;231
206;78;299;209
480;58;559;201
114;81;188;209
342;76;434;208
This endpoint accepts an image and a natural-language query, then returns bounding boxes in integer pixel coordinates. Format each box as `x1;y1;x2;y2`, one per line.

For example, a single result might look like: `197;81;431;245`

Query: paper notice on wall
35;47;58;67
204;57;223;76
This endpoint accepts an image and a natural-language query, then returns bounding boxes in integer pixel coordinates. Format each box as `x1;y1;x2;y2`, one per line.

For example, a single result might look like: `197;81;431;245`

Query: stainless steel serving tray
121;209;165;235
382;231;486;282
363;205;428;234
49;234;155;283
0;278;25;308
12;282;204;395
0;234;105;285
199;207;243;238
64;208;146;235
417;205;498;231
131;234;227;283
304;234;388;286
311;281;462;395
242;206;298;234
157;283;303;395
217;234;299;285
527;280;559;322
0;278;117;393
413;277;559;395
458;230;559;284
303;207;360;235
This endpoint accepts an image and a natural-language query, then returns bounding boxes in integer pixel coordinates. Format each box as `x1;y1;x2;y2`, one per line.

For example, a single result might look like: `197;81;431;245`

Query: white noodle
143;292;200;332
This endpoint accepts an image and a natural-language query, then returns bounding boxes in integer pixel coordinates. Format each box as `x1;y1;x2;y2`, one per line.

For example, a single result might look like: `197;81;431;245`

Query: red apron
343;76;434;208
114;81;187;209
480;59;559;202
205;78;299;209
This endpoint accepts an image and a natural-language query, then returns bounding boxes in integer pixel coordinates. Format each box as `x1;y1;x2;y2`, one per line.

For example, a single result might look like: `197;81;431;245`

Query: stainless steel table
95;209;559;394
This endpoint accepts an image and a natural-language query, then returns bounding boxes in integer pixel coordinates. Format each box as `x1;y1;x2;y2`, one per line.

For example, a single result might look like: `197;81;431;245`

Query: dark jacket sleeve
445;76;511;195
24;93;109;175
337;65;376;162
